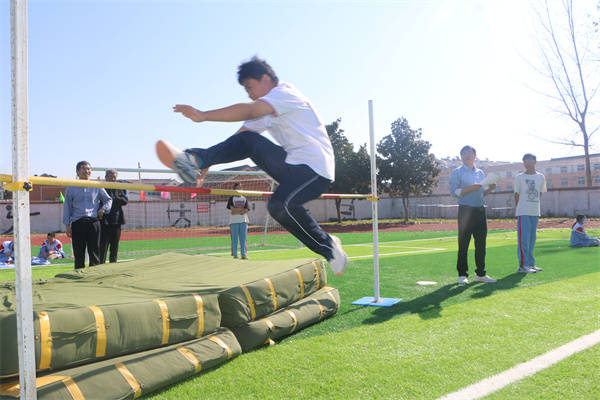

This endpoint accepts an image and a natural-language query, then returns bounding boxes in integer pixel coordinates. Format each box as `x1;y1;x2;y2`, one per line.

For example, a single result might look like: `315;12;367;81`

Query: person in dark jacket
100;169;128;263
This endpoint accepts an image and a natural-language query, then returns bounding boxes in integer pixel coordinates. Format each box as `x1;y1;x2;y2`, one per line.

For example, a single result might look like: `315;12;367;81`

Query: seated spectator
570;215;600;247
39;232;66;260
0;240;14;263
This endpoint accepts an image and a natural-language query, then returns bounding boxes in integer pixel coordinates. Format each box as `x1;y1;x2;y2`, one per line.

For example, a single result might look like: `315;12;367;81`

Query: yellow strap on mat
88;306;107;357
322;286;338;307
115;363;142;399
208;336;233;359
313;299;325;320
264;278;278;311
62;377;85;400
177;347;202;374
240;285;256;320
312;261;321;289
285;310;298;334
193;294;204;338
261;318;274;330
0;376;84;399
153;299;170;344
37;311;52;370
294;268;305;298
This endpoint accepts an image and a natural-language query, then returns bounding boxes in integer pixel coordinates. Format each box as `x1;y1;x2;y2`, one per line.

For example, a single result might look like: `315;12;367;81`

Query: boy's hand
174;105;206;122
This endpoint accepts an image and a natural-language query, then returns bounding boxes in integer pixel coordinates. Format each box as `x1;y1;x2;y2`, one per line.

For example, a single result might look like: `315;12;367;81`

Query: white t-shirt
514;172;547;216
242;82;335;181
227;195;249;224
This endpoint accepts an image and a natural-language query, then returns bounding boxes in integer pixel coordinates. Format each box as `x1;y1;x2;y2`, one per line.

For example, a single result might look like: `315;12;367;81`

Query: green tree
327;119;371;222
377;117;440;223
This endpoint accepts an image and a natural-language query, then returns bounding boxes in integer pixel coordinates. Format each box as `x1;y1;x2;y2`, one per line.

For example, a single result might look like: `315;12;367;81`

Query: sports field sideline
1;226;598;399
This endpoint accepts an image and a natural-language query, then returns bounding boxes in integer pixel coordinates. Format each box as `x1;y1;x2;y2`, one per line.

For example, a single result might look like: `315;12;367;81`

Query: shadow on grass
361;273;527;325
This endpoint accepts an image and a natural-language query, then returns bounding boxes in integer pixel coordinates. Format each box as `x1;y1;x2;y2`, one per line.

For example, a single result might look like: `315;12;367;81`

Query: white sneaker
458;276;469;285
327;236;347;276
473;275;497;283
172;151;201;185
530;266;543;271
518;266;536;274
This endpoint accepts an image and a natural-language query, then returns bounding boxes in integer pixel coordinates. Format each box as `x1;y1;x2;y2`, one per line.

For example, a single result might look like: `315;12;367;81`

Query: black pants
100;224;122;263
188;131;335;260
457;205;487;277
71;217;101;269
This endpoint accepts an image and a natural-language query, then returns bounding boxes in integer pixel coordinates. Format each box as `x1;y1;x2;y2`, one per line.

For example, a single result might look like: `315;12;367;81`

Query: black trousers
71;217;101;269
457;205;487;277
100;224;122;263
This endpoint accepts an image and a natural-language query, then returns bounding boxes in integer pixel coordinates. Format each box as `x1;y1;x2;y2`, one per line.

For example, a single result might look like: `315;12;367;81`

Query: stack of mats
0;253;339;399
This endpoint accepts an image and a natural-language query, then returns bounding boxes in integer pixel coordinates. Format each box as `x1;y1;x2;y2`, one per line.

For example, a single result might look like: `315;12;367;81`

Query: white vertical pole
368;100;380;302
11;0;37;398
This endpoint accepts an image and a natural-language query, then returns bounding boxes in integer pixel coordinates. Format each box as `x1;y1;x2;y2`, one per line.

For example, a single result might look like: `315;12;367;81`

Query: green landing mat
232;286;340;352
0;328;241;400
0;254;327;378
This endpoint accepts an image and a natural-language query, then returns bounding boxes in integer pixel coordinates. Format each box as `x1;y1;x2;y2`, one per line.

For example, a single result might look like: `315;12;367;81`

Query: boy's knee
267;198;286;220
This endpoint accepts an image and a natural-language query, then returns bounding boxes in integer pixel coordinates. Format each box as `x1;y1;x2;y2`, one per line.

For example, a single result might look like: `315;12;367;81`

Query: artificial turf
1;227;597;399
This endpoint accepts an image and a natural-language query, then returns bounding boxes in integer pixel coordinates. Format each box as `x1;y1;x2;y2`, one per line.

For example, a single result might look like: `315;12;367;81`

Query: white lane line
437;329;600;400
348;248;447;259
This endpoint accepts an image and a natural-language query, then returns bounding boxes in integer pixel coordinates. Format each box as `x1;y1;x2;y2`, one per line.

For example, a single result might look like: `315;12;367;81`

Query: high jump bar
0;174;370;199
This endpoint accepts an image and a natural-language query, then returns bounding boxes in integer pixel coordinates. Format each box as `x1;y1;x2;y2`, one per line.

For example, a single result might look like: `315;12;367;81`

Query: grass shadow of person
361;283;471;325
361;273;528;326
470;272;526;299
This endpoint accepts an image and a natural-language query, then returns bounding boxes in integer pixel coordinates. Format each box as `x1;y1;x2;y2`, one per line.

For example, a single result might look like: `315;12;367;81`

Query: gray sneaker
473;275;497;283
172;151;200;185
530;266;543;271
518;266;536;274
327;236;348;276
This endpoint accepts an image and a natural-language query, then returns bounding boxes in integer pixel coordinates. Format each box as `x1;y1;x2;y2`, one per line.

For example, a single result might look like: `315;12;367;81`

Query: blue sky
1;0;598;180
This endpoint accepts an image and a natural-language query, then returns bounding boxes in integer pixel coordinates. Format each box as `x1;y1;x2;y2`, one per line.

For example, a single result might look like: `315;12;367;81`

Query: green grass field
1;227;598;399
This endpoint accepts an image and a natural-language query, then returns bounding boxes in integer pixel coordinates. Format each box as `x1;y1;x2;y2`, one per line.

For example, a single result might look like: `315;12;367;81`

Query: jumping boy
163;56;347;275
514;153;546;273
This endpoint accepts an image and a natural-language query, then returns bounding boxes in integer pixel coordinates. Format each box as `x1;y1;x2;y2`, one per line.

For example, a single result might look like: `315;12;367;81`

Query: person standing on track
167;56;347;275
227;182;250;259
63;161;112;269
514;153;546;273
100;169;128;264
449;145;497;285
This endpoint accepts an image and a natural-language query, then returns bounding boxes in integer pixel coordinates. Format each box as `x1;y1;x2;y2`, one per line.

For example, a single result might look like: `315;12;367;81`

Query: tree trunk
582;128;592;187
335;198;342;223
402;196;409;224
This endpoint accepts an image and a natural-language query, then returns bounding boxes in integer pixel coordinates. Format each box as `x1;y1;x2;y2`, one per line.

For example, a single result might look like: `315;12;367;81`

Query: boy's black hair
572;214;586;229
47;232;55;237
76;160;90;172
233;182;241;189
522;153;536;161
460;145;476;156
237;56;279;85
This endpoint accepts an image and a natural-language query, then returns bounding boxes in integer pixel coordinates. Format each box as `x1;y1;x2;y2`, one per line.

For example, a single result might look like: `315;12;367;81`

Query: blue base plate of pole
351;296;402;307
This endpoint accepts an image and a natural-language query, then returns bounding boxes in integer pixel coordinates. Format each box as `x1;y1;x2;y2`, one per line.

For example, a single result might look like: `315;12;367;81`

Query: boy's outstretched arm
173;101;273;123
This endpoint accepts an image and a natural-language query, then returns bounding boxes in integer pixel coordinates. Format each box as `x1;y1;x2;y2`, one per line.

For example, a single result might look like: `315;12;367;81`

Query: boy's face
77;163;92;180
523;158;536;170
47;235;55;244
242;75;274;100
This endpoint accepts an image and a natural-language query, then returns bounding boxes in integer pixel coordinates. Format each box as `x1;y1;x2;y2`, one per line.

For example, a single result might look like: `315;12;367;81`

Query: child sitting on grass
569;215;600;247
